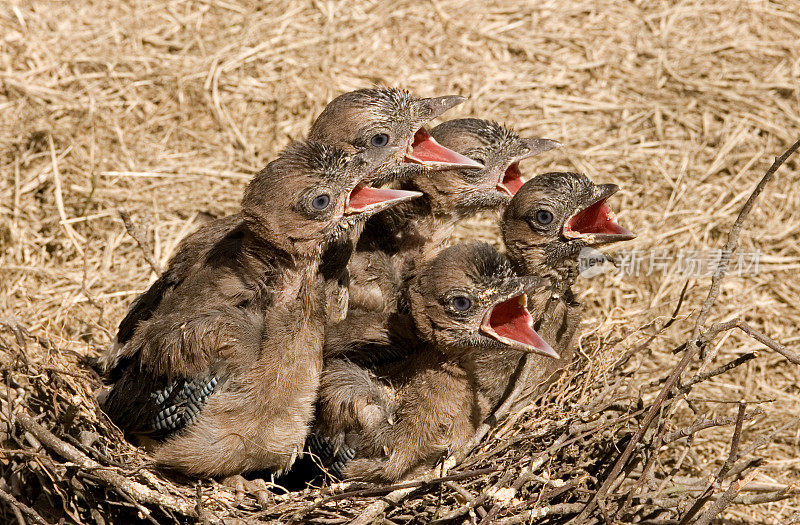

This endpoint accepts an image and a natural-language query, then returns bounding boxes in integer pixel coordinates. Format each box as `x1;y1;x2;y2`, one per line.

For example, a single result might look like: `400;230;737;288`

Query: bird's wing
102;305;264;438
114;214;244;346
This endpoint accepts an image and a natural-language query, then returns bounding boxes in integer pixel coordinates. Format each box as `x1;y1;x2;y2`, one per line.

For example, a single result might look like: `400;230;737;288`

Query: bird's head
242;141;421;260
418;118;560;216
406;242;557;359
501;172;636;275
308;88;482;185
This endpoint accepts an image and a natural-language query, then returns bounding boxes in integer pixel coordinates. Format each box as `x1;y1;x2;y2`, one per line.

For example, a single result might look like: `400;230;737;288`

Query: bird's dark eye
470;157;485;166
312;194;331;210
370;133;389;147
451;296;472;311
535;210;553;225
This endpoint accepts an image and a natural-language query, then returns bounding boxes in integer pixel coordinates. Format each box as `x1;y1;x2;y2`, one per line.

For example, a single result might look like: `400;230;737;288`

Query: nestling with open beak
107;88;470;346
313;243;557;484
310;88;486;320
499;171;636;406
100;141;419;479
349;118;560;313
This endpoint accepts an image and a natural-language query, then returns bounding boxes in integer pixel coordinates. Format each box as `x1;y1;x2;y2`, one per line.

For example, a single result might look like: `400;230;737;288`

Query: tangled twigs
14;412;197;518
678;403;748;524
571;138;800;523
0;486;49;525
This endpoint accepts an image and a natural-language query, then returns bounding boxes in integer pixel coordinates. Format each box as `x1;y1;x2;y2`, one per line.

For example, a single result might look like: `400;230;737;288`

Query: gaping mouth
563;193;636;243
496;139;561;197
480;294;558;358
497;162;524;196
345;184;422;215
404;128;483;170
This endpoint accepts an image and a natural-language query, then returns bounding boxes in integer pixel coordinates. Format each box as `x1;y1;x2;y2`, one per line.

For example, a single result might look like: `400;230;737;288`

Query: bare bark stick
15;413;196;518
693;469;759;525
697;138;800;363
701;317;800;365
678;352;757;394
663;408;763;444
118;208;163;277
0;486;49;525
496;503;585;524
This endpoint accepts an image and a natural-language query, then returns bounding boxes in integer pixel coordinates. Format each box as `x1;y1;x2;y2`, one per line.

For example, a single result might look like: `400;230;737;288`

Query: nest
2;1;800;523
2;143;800;522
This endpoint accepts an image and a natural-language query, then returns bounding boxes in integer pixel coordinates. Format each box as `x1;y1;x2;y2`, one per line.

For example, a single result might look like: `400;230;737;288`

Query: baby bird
315;243;557;484
348;118;560;313
499;172;636;404
109;88;476;346
309;88;483;321
101;141;419;478
308;88;482;183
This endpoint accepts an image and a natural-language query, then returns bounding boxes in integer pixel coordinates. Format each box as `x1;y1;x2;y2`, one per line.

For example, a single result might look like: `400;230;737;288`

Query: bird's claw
222;475;272;508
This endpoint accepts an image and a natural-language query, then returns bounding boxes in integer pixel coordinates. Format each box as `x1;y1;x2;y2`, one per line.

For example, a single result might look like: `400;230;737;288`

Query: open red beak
497;162;524;196
563;187;636;243
480;294;558;358
405;128;483;170
497;138;561;197
345;184;421;215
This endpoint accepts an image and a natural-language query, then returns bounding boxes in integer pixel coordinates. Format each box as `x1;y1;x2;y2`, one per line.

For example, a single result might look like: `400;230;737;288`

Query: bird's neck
359;193;456;256
507;243;581;295
240;229;320;314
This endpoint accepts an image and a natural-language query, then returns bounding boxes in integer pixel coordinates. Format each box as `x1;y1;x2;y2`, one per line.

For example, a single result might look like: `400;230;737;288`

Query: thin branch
0;486;49;525
693;469;760;525
496;503;586;524
700;316;800;366
678;352;757;394
697;138;800;358
663;407;763;444
118;208;163;277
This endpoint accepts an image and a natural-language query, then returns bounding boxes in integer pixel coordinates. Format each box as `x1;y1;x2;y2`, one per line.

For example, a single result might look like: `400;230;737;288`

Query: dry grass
1;0;799;523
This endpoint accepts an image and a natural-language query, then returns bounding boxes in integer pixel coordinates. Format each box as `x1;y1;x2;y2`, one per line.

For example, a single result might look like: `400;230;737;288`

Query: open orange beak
563;184;636;244
404;128;483;171
344;184;421;216
480;293;558;358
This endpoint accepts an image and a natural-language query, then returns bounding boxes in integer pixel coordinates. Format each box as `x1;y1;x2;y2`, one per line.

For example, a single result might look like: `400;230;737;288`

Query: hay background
1;0;799;522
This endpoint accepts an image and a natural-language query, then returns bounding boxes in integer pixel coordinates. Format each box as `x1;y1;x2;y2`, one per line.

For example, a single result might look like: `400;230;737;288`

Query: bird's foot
221;475;273;508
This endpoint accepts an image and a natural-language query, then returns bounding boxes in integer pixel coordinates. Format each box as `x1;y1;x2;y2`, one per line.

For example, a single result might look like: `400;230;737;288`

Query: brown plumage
310;89;484;320
108;87;474;354
348;118;559;313
313;243;557;484
101;141;418;478
500;171;636;405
